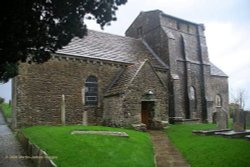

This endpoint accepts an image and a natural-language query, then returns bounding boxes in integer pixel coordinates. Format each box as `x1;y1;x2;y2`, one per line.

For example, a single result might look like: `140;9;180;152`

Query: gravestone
61;94;66;125
233;109;246;132
82;111;87;125
246;112;250;127
216;108;228;129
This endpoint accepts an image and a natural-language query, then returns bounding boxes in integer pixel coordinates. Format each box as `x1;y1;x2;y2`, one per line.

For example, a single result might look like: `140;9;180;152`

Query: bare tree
231;88;246;110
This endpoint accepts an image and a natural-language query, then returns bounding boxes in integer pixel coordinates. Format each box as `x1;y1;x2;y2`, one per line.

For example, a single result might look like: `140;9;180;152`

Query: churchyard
168;123;250;167
21;126;155;167
19;121;250;167
1;102;250;167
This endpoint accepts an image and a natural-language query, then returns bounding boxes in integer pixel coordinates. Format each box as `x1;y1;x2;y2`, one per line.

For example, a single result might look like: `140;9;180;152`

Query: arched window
189;86;196;100
189;86;197;109
215;94;222;107
85;76;98;106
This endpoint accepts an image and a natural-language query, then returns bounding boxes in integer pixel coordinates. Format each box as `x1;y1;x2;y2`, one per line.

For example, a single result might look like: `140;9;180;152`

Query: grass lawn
0;103;12;118
22;126;154;167
166;123;250;167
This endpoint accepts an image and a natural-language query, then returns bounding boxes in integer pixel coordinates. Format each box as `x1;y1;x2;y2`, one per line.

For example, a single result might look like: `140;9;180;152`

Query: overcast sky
0;0;249;109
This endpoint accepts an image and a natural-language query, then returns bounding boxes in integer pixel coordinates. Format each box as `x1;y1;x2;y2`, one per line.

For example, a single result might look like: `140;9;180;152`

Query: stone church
12;10;228;129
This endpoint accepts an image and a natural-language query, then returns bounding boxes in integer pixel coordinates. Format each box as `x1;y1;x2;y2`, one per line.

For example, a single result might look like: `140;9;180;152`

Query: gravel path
0;111;33;167
149;130;190;167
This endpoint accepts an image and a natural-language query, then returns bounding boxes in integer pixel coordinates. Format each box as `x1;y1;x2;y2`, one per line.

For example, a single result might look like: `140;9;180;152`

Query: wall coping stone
16;131;58;167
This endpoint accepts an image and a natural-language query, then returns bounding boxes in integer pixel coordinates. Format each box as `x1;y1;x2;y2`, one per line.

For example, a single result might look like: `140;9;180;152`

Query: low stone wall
16;131;57;167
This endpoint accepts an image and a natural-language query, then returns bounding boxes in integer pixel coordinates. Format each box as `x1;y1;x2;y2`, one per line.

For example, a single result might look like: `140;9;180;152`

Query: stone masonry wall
125;10;228;123
160;21;208;120
103;95;124;126
207;76;229;122
125;11;209;121
13;56;123;127
125;11;161;39
186;63;204;119
121;62;168;127
103;64;168;127
103;62;168;127
160;14;210;121
246;112;250;126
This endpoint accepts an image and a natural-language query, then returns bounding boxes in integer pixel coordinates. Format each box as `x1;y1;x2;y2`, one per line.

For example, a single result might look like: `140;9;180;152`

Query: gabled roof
105;60;166;97
210;63;228;77
56;30;166;69
104;61;145;96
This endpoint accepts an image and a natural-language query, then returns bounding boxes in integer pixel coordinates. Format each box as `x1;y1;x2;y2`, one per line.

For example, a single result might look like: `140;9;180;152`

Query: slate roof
104;61;145;96
56;30;166;69
56;29;226;78
210;63;228;77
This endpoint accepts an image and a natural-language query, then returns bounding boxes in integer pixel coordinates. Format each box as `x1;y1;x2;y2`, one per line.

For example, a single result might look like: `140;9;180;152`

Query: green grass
166;123;250;167
22;126;154;167
0;103;12;118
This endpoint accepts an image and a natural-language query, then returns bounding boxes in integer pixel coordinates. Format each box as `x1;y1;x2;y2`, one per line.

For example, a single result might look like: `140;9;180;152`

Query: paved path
149;130;190;167
0;111;33;167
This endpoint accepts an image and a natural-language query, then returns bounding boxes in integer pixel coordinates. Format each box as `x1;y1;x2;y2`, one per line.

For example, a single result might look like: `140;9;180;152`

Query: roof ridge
87;29;141;41
160;11;201;25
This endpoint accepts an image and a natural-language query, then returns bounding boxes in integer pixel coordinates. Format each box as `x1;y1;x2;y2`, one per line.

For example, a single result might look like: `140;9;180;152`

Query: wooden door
141;108;149;127
141;101;154;128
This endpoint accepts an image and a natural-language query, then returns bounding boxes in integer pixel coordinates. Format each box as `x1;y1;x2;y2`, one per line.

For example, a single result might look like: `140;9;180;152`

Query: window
85;76;98;106
189;86;197;109
215;94;222;107
189;86;196;100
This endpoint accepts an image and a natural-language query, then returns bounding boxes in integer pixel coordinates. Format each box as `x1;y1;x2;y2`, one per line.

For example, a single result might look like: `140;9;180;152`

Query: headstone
246;112;250;127
212;112;217;124
216;108;228;129
71;130;129;137
233;109;246;132
82;111;87;125
61;94;65;125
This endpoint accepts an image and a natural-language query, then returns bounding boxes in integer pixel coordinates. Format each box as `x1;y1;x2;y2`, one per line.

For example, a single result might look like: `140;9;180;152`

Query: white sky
0;0;249;109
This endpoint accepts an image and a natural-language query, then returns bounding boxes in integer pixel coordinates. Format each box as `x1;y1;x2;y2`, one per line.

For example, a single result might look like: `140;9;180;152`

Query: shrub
0;97;5;104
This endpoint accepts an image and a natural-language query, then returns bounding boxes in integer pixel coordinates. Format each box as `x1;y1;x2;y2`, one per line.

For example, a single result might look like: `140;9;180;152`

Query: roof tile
210;63;228;77
56;30;165;68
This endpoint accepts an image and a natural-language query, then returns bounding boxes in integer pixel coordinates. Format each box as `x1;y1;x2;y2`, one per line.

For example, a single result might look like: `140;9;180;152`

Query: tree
228;103;240;118
0;97;4;104
231;88;246;110
0;0;127;83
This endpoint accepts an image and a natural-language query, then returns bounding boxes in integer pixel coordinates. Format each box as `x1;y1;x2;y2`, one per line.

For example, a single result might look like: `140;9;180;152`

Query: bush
0;97;5;104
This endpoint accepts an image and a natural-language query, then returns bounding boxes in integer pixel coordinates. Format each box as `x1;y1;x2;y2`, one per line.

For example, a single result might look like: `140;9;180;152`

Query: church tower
126;10;228;122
